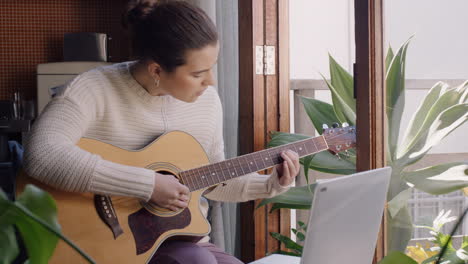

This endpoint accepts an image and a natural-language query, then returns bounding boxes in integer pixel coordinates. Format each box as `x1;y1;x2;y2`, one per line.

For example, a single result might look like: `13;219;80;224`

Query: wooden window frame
238;0;290;262
354;0;386;262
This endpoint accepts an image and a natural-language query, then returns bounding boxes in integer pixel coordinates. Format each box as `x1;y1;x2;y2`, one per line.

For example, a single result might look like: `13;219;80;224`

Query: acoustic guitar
16;125;355;263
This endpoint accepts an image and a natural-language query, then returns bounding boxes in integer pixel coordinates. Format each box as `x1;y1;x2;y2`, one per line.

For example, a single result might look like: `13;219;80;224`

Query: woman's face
158;43;219;103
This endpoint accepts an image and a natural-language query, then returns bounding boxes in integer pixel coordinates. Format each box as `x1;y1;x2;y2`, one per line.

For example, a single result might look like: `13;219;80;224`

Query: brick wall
0;0;130;100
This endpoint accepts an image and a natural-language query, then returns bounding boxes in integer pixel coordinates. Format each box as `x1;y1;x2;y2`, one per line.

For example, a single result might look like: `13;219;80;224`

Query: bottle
12;91;22;120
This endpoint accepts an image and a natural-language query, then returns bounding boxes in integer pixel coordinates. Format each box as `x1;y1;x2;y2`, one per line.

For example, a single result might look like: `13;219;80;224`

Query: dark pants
152;241;244;264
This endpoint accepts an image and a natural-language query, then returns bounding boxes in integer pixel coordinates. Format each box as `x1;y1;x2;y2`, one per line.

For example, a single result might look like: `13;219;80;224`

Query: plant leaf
300;96;341;134
301;151;356;175
302;155;313;184
439;252;467;264
268;132;309;148
269;203;311;212
435;234;455;252
403;162;468;195
462;236;468;249
455;80;468;99
388;187;413;218
422;254;439;264
387;205;414;252
398;81;449;156
270;232;303;253
385;46;394;73
0;188;19;264
322;75;356;126
270;250;302;257
378;251;418;264
386;37;412;161
329;54;356;112
401;103;468;165
297;221;307;231
14;185;61;264
398;81;468;164
0;225;19;264
407;243;439;264
257;184;317;210
295;231;305;242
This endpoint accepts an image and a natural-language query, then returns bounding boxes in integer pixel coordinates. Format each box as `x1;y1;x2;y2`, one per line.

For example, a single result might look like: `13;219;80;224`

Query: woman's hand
150;172;190;211
275;150;300;186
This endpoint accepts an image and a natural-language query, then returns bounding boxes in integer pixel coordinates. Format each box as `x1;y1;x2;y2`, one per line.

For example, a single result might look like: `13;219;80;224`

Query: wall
0;0;129;101
385;0;468;79
289;0;354;79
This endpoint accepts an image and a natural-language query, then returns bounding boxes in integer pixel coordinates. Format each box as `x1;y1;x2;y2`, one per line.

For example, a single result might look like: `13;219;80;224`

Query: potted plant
260;37;468;254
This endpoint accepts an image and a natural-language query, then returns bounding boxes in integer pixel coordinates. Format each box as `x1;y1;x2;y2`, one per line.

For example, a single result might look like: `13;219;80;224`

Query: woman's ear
147;61;162;80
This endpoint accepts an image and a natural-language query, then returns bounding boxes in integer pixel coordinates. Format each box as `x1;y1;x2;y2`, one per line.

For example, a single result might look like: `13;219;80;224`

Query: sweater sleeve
203;93;291;202
23;74;155;201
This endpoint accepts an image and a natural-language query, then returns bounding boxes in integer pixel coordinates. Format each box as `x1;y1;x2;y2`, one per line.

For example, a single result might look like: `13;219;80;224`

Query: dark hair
124;0;218;73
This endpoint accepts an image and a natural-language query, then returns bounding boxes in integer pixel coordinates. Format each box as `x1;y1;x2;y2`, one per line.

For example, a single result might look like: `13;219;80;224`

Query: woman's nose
203;69;216;86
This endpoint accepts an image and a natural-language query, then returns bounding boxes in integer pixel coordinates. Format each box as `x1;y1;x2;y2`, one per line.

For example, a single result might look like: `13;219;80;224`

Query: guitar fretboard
180;135;328;191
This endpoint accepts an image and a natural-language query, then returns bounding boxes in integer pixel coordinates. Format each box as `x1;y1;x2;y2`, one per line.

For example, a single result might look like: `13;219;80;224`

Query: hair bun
124;0;158;29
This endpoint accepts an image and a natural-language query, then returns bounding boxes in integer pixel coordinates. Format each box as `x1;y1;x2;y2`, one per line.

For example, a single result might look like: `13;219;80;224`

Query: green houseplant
260;37;468;253
0;185;94;264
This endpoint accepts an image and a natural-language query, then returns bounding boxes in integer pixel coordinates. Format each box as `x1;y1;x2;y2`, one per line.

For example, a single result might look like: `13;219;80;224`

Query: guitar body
16;125;356;263
16;131;212;263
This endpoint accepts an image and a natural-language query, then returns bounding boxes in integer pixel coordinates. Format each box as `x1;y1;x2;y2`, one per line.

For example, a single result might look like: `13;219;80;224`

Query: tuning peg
335;153;341;160
345;150;350;158
322;124;329;129
342;122;349;127
332;123;339;128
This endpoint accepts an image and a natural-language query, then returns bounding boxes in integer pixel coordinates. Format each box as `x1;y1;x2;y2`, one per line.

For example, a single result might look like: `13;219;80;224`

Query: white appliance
36;61;112;114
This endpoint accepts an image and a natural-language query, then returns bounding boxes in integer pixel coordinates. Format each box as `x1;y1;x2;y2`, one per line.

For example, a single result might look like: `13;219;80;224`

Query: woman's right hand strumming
150;172;190;211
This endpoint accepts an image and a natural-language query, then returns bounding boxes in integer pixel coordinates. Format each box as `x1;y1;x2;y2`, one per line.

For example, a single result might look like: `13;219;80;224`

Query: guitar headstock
322;123;356;155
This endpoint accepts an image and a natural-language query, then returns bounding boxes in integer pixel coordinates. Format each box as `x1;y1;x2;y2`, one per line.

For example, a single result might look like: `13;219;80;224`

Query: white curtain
189;0;240;257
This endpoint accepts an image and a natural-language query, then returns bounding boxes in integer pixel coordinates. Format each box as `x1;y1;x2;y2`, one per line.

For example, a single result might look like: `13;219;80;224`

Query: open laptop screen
300;167;391;264
249;167;391;264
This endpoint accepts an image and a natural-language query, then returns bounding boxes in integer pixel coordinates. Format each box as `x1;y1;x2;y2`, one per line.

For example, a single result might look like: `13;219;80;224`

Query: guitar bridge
94;195;124;239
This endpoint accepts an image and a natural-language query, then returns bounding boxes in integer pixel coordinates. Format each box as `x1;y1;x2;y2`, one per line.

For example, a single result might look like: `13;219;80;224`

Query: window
385;0;468;247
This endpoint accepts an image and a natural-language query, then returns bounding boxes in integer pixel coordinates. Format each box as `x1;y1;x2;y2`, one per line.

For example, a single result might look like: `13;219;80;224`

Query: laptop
250;167;392;264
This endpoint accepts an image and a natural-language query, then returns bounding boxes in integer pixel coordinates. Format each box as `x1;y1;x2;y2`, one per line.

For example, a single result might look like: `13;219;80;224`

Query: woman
24;0;300;263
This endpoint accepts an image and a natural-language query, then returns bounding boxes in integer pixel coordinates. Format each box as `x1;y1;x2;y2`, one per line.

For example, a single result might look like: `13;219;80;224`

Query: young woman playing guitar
23;1;300;263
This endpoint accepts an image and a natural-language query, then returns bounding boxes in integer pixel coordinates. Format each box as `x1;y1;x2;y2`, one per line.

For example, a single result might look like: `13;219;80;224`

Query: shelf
0;119;31;133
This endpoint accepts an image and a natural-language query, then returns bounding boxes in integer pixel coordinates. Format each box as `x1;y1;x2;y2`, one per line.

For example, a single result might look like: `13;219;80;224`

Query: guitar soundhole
141;170;190;217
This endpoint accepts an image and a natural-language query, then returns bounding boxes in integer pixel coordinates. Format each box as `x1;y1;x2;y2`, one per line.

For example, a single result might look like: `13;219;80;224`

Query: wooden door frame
238;0;290;262
355;0;387;262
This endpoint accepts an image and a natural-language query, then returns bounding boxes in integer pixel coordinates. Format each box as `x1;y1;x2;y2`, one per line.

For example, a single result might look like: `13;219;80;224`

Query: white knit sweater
23;62;289;207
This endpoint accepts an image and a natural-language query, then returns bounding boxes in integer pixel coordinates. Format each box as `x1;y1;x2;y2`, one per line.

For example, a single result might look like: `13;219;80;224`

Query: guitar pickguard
128;207;191;255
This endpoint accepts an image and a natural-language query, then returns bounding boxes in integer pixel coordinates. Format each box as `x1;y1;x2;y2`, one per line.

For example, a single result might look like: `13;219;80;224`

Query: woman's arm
23;75;155;201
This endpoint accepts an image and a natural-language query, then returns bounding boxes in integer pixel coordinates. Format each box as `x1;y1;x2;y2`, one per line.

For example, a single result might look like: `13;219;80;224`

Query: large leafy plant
261;38;468;252
0;185;94;264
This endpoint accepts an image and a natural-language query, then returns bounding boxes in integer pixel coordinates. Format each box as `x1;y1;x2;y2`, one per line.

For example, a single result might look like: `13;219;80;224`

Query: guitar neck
180;135;328;191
